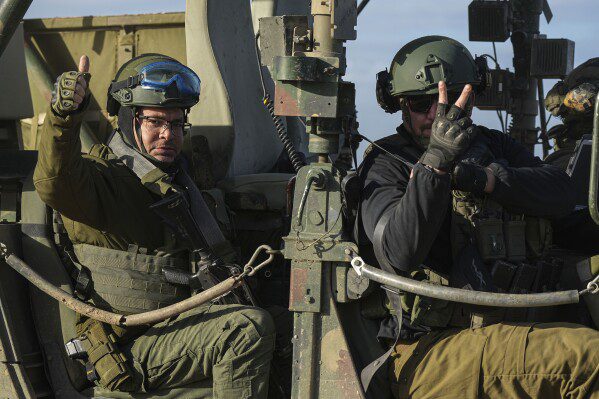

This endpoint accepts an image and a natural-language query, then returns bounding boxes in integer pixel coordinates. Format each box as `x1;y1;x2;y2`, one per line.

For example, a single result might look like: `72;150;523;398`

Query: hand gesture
51;55;91;117
419;81;479;171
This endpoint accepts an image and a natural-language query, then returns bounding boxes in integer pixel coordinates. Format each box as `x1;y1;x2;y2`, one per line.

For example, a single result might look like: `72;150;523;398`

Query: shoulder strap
107;132;229;252
107;131;155;177
360;209;403;391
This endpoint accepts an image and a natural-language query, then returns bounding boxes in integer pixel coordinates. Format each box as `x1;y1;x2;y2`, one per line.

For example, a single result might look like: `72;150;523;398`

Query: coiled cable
263;94;305;172
254;32;306;173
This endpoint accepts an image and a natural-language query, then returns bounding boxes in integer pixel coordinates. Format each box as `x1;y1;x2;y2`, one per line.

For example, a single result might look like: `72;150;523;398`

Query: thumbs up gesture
51;55;92;117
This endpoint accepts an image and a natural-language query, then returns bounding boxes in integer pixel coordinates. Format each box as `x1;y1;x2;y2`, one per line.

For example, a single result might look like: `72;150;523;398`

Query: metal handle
589;92;599;225
350;256;581;308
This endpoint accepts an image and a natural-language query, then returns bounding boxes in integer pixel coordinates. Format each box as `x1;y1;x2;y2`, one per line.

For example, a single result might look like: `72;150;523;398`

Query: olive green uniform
33;109;275;397
389;323;599;399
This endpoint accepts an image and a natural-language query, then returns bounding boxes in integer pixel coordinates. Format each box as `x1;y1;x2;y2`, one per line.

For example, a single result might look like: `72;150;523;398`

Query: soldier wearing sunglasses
357;36;598;398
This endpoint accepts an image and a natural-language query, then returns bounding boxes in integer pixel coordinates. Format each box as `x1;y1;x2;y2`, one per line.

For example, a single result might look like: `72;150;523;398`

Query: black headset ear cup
106;82;120;116
376;69;401;114
473;56;490;95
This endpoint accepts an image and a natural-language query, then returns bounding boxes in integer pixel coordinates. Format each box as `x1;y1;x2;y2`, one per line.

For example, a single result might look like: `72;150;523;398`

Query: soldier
358;36;599;398
544;58;599;254
545;58;599;169
33;54;275;397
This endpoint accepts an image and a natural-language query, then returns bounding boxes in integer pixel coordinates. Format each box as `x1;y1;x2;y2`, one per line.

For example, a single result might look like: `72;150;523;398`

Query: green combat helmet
106;53;201;152
376;35;487;114
545;57;599;143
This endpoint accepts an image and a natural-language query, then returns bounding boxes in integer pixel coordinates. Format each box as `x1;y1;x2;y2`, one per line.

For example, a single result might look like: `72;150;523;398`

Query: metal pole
589;93;599;225
537;80;550;158
509;0;543;153
351;257;581;307
0;0;33;58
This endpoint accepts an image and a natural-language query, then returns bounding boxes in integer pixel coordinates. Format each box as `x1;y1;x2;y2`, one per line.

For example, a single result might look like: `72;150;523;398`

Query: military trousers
389;322;599;399
114;303;275;398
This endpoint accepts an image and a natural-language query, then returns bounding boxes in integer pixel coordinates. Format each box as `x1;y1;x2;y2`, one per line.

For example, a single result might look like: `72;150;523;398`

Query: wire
254;33;267;95
487;42;510;134
253;32;306;173
355;133;414;168
357;0;372;15
480;53;500;69
492;42;499;67
496;110;506;133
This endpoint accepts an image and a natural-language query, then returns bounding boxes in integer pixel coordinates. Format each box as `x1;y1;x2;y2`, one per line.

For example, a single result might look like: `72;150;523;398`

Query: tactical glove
51;71;91;117
451;161;488;195
419;103;479;171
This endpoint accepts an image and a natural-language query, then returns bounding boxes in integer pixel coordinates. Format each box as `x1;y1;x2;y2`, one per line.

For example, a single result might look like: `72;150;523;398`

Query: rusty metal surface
285;161;365;396
258;16;309;69
290;262;365;399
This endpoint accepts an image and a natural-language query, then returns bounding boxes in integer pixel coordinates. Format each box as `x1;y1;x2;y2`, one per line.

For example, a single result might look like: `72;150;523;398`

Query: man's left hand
452;162;495;194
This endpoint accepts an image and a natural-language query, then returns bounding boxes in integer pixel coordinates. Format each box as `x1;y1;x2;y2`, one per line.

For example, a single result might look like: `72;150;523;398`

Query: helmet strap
132;107;148;154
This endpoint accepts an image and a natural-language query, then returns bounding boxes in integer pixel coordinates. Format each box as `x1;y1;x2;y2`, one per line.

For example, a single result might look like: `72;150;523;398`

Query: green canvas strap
360;209;403;391
108;131;231;255
73;243;187;274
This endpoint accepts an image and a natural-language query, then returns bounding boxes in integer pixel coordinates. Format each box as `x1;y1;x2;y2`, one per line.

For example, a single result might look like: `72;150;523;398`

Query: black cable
357;0;372;15
480;53;500;69
355;133;414;168
254;33;306;173
488;43;509;134
496;110;506;133
263;95;306;172
492;42;499;66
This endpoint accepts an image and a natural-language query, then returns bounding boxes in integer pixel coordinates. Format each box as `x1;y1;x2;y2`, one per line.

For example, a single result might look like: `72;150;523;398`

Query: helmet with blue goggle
107;53;201;116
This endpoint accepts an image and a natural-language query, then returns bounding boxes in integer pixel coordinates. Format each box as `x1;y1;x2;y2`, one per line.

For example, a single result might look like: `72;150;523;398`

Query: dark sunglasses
406;92;461;114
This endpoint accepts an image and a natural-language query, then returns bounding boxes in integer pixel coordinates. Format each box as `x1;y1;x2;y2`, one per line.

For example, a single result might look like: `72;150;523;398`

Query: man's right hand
419;81;479;171
51;55;91;117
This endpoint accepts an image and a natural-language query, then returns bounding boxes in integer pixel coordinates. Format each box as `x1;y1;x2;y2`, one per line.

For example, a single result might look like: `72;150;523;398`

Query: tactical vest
443;191;554;328
70;132;235;315
65;132;235;390
73;244;190;315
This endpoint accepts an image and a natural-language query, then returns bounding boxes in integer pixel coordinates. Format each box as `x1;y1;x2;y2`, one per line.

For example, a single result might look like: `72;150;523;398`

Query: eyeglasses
406;92;461;114
137;115;191;135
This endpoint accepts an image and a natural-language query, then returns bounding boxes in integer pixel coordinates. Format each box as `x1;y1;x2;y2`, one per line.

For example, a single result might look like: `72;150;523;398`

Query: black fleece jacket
359;124;576;275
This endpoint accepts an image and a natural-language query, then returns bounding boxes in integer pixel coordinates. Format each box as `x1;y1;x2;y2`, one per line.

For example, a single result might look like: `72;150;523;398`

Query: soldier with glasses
34;53;275;397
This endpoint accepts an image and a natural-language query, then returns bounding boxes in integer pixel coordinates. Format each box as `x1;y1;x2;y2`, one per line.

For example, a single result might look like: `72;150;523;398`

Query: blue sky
25;0;598;155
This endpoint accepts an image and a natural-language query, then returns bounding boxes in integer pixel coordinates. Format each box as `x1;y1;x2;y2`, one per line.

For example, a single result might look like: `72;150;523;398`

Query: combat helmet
376;36;487;113
107;53;201;116
545;58;599;121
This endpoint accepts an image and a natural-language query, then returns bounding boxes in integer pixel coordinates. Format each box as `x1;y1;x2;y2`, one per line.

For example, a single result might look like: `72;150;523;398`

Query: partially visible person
544;57;599;255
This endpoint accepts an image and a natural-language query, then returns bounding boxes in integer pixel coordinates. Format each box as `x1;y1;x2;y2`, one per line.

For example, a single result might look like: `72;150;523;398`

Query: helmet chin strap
132;107;149;155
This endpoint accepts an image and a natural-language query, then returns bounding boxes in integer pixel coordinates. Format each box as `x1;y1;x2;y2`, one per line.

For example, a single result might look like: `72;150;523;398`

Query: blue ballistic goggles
138;61;201;98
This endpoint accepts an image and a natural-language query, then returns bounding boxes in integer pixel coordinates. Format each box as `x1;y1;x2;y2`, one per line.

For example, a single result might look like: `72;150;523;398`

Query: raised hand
51;55;92;117
419;81;479;171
